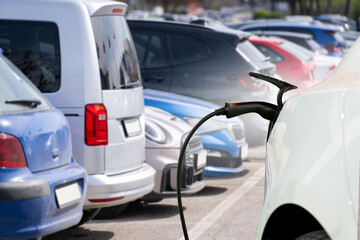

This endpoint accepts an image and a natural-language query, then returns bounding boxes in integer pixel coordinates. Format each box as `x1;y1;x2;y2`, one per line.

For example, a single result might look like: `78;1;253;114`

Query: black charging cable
176;72;297;240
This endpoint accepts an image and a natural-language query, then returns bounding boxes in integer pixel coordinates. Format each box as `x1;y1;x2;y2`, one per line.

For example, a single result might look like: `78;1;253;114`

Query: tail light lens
85;104;108;146
0;133;27;168
324;44;342;53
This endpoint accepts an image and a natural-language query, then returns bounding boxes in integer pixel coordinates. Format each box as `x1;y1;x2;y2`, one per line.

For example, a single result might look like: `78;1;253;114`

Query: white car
144;106;206;201
257;38;360;239
312;54;342;83
0;0;155;223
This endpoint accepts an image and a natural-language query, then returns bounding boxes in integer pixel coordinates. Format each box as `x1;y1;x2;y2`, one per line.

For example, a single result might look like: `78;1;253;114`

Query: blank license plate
196;151;207;169
55;182;81;208
123;118;142;137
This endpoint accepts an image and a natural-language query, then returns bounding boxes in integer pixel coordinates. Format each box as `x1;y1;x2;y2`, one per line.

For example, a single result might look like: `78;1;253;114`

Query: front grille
207;156;243;169
187;134;203;153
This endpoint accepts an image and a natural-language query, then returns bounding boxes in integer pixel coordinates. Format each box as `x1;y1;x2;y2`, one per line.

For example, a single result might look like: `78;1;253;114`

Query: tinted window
280;39;314;61
0;55;52;115
132;31;169;69
252;43;284;63
0;20;60;93
91;16;142;89
237;41;269;66
169;34;210;65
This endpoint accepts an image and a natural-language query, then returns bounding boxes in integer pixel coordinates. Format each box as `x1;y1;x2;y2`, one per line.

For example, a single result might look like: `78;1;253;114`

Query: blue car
0;54;87;239
235;21;347;57
144;89;248;177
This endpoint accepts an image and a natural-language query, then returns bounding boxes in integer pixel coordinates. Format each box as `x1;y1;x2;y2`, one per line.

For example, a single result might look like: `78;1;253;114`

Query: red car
249;35;316;92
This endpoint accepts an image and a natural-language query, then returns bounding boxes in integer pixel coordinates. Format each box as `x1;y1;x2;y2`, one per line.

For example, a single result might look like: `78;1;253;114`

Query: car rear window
0;20;61;93
236;40;270;66
252;43;284;63
91;16;142;89
279;39;314;61
0;55;52;115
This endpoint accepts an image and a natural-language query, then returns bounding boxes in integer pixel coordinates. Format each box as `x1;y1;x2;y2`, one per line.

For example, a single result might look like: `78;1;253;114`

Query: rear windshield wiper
5;99;42;108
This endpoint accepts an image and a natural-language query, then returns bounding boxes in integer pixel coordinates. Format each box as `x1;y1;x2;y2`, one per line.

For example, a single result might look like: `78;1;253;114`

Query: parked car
256;31;360;239
0;0;155;223
144;106;206;199
95;106;206;218
248;30;329;55
127;19;277;146
249;36;316;92
236;21;347;57
144;89;248;177
0;53;87;239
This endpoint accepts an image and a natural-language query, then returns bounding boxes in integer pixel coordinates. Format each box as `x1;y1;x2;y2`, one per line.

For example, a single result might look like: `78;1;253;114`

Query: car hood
144;89;243;124
145;106;192;148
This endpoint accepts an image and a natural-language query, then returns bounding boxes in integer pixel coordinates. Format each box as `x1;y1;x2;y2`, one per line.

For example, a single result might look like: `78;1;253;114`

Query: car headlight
183;117;227;134
145;119;166;144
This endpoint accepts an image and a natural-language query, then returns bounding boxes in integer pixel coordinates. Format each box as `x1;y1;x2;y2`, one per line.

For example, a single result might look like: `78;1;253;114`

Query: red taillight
237;78;248;88
0;133;27;168
85;104;108;146
112;8;124;14
324;44;342;52
329;64;337;71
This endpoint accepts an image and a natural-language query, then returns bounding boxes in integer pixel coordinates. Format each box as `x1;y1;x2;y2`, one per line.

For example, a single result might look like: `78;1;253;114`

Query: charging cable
176;72;297;240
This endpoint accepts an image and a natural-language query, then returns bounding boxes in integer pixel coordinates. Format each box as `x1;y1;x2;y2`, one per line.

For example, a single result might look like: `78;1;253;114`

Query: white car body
257;38;360;239
144;107;206;199
0;0;155;210
312;54;341;83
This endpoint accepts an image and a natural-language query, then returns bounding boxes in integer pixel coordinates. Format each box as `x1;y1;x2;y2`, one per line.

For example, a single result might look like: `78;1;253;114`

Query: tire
94;204;128;219
295;230;330;240
73;208;101;227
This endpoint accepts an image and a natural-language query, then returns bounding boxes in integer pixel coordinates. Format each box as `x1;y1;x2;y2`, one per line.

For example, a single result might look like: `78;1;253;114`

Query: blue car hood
144;89;226;121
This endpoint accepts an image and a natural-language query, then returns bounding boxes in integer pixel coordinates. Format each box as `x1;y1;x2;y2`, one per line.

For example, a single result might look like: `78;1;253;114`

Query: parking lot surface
45;147;266;240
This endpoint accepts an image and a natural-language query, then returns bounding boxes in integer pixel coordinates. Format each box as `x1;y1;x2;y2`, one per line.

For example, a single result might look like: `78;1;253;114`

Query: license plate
241;143;249;160
55;182;82;209
123;118;142;137
196;151;207;169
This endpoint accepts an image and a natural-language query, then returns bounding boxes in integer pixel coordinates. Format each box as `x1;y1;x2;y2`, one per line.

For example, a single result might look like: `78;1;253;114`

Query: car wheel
295;230;330;240
94;204;129;219
73;208;101;227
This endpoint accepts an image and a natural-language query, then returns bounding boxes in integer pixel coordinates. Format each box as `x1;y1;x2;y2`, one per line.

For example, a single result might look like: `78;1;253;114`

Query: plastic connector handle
225;101;278;121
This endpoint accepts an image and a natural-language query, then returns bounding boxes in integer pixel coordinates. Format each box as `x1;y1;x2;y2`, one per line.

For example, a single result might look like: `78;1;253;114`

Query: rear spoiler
89;3;128;16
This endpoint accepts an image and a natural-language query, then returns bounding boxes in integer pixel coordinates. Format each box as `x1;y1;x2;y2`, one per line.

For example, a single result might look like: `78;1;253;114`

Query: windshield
279;39;315;61
0;55;52;115
91;15;142;90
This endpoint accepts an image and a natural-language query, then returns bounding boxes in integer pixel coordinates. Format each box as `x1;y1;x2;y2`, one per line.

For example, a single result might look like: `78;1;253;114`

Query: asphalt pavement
44;146;266;240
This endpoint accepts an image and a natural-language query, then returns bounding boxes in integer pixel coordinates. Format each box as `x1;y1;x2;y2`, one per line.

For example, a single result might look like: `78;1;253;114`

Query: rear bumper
84;163;155;209
0;160;87;239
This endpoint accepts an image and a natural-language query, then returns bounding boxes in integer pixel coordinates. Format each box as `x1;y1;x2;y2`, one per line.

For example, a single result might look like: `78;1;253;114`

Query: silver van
0;0;155;222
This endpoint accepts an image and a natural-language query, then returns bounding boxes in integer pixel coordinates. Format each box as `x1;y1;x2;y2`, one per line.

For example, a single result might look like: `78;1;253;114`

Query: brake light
85;104;108;146
324;44;342;52
0;133;27;168
237;78;248;88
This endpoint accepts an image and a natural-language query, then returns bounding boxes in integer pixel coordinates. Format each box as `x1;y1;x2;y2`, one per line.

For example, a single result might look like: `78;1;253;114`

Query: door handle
143;75;164;82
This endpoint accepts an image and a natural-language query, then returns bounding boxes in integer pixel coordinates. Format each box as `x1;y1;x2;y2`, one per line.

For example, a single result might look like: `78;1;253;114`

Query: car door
131;30;173;91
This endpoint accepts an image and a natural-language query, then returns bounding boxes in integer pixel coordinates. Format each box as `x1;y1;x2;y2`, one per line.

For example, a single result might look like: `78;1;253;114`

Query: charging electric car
256;38;360;239
144;89;247;177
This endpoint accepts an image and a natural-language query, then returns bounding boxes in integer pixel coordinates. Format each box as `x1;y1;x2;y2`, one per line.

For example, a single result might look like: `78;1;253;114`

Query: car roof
240;20;339;31
127;19;250;41
249;35;283;45
249;30;313;40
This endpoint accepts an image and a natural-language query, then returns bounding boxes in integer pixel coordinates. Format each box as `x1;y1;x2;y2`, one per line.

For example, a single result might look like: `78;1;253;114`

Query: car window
279;40;315;61
0;20;61;93
132;31;169;69
92;16;142;90
252;43;284;63
0;55;52;115
236;40;269;65
169;33;211;65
